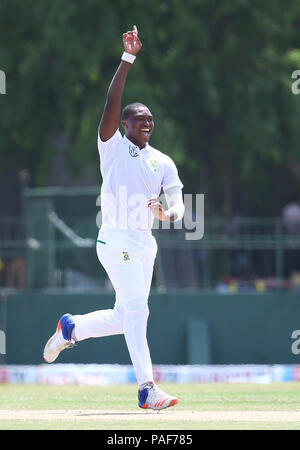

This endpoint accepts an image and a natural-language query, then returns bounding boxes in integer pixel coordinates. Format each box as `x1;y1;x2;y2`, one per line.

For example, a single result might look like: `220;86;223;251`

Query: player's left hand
148;199;169;221
122;25;142;56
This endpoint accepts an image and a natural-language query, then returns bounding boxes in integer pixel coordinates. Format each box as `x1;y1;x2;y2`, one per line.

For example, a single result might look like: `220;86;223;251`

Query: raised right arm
99;26;142;142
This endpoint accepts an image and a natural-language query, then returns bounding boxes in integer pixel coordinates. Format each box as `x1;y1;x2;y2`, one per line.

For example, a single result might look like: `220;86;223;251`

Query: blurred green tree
1;0;300;216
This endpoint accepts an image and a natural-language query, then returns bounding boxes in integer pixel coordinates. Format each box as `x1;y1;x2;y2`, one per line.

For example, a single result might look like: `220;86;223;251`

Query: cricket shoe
43;313;77;363
138;382;178;410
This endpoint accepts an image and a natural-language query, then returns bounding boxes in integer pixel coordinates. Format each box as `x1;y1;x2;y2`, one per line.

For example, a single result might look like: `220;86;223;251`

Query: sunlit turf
1;382;300;429
1;382;300;411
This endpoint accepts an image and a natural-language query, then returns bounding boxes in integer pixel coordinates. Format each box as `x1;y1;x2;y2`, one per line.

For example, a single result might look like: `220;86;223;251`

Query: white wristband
121;51;136;64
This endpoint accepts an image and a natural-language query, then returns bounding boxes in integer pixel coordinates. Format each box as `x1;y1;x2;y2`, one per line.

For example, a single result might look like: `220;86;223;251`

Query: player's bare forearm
107;61;131;101
99;26;142;142
99;62;131;141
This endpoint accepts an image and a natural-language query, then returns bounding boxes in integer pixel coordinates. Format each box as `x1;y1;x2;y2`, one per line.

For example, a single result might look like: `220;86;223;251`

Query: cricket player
43;26;184;410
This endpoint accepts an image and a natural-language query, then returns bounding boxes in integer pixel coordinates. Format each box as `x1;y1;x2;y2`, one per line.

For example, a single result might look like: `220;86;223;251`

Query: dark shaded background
1;0;300;218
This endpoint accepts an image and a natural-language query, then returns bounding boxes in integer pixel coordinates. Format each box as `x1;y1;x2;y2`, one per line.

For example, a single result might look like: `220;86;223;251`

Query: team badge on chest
129;145;139;157
123;252;130;261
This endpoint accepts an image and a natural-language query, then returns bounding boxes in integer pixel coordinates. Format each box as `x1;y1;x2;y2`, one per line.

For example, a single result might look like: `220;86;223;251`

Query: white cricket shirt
97;129;183;232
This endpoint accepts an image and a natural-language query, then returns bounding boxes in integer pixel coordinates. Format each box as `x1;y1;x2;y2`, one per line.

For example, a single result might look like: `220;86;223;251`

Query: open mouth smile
140;128;151;135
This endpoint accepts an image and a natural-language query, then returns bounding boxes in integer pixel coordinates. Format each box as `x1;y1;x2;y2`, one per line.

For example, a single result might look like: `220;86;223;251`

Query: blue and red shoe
138;382;178;410
43;314;76;363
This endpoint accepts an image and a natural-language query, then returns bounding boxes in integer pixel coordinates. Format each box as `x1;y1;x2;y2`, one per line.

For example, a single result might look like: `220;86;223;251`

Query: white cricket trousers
72;229;157;386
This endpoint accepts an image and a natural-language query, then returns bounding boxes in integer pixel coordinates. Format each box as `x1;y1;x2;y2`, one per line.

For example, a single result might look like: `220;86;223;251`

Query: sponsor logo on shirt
149;159;158;172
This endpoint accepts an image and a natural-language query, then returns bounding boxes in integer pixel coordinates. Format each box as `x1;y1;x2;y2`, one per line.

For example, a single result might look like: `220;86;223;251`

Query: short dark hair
121;103;148;121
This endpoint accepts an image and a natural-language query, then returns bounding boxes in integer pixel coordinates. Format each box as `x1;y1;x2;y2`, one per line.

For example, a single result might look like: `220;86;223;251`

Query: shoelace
140;381;154;390
65;339;77;350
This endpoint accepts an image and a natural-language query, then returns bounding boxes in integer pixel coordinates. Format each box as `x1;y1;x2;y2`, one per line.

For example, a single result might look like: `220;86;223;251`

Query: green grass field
1;382;300;430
